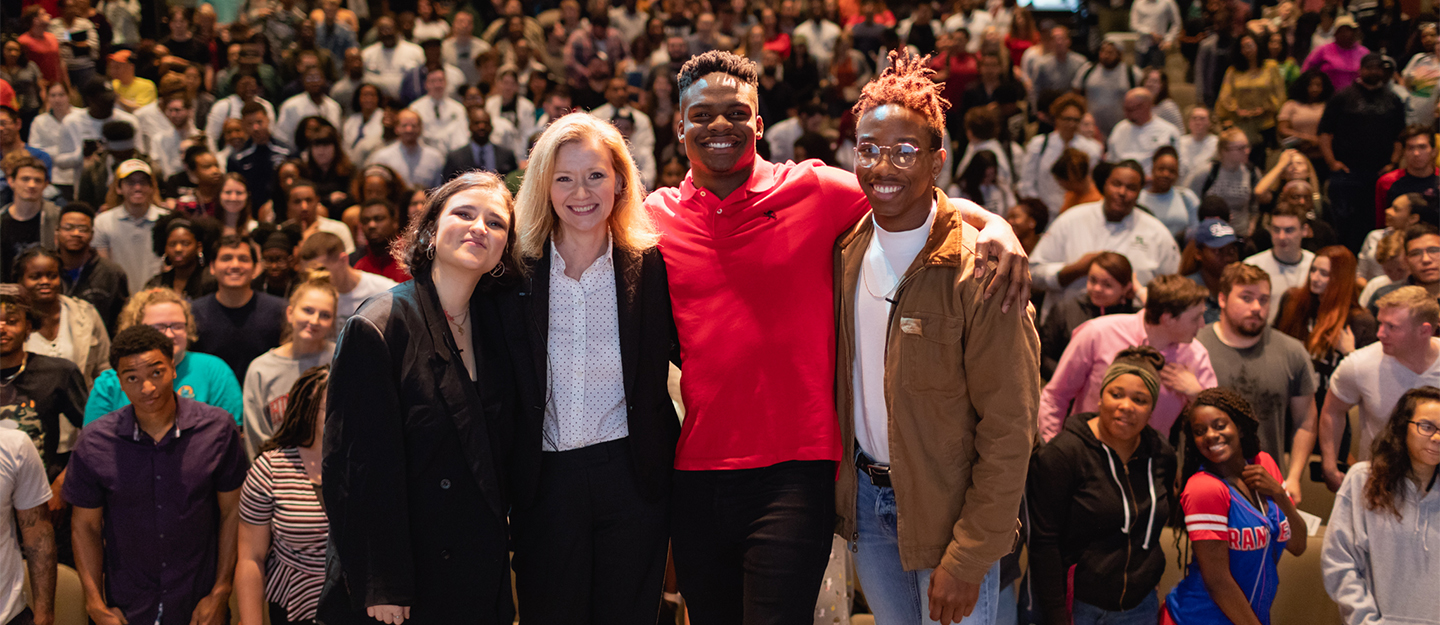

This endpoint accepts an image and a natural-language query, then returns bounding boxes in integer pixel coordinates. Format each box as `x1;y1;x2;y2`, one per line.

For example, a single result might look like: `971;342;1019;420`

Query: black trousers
670;460;837;625
511;438;670;625
268;602;316;625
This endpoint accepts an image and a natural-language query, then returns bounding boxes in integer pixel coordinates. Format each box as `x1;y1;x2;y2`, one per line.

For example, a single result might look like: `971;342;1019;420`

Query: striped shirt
239;447;327;622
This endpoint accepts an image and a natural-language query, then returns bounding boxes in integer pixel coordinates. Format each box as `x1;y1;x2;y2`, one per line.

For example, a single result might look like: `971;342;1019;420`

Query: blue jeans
1071;591;1159;625
854;467;1001;625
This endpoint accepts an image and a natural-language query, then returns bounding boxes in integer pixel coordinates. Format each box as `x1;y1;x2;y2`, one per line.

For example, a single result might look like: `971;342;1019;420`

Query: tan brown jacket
833;190;1041;584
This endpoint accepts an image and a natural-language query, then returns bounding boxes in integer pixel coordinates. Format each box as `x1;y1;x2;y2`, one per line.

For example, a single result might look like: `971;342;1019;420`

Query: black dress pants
670;460;837;625
511;438;670;625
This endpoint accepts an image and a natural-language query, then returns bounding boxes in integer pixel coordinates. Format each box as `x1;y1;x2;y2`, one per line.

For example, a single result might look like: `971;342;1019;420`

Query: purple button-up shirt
63;397;249;625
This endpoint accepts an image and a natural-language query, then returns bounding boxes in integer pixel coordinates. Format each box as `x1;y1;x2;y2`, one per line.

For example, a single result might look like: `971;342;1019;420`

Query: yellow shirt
112;77;157;108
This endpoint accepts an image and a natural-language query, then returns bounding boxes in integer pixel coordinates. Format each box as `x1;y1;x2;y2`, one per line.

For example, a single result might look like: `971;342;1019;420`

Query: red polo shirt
646;158;869;471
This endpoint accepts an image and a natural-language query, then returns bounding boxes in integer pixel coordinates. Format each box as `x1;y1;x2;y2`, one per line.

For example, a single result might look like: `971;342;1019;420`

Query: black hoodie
1026;412;1177;625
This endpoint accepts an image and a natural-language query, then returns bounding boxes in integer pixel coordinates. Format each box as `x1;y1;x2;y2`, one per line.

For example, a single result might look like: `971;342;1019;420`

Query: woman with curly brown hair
1322;386;1440;625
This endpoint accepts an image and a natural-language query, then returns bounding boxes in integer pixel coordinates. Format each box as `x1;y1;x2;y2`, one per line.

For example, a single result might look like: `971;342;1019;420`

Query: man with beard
1319;53;1405;252
643;50;1027;625
1195;262;1318;502
348;199;410;283
1072;41;1143;136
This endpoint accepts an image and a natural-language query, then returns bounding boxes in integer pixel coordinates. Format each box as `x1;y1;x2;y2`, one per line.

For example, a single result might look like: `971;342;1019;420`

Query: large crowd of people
0;0;1439;625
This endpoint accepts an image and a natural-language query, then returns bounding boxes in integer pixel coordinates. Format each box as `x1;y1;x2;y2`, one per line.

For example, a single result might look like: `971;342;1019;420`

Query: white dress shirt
484;94;537;158
1030;201;1180;321
589;103;656;188
544;239;628;452
409;96;470;153
275;93;344;147
366;141;445;189
343;111;386;154
943;11;991;52
1019;131;1105;219
444;36;493;87
362;40;426;100
148;121;202;179
205;95;276;151
29;109;87;186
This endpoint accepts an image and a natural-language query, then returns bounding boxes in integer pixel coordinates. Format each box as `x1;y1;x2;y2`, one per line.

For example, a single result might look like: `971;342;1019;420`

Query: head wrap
1101;347;1165;403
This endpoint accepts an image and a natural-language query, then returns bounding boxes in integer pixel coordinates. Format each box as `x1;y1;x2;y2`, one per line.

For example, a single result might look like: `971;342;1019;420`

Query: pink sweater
1038;312;1217;441
1302;42;1370;91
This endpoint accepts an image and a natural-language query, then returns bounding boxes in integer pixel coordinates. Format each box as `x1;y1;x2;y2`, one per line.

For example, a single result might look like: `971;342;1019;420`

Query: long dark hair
1230;31;1268;72
394;170;518;289
1172;387;1265;567
1289;69;1334;104
959;150;1000;206
1364;386;1440;519
260;364;330;453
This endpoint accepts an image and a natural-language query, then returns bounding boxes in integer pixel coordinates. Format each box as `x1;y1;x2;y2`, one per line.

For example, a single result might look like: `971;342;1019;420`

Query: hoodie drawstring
1142;457;1158;548
1105;449;1132;534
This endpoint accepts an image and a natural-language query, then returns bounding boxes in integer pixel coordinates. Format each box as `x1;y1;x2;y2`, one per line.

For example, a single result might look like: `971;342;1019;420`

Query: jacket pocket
898;312;964;395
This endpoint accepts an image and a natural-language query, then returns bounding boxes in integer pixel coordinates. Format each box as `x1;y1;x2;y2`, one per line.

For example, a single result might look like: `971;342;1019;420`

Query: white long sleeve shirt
1130;0;1182;51
409;96;470;153
275;93;344;148
362;41;426;100
28;109;87;186
543;240;629;452
484;94;537;159
1106;117;1182;175
1018;131;1104;219
205;95;276;151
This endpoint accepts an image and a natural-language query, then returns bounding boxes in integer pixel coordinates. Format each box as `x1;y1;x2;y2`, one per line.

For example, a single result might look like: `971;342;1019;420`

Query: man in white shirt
1319;286;1440;490
444;11;493;87
943;0;990;53
793;8;841;69
408;68;469;153
766;102;828;164
146;92;202;180
485;67;537;159
1031;159;1180;319
275;67;344;148
1106;88;1182;175
1074;42;1144;136
0;378;56;625
591;77;656;187
1243;202;1316;323
28;82;86;197
204;74;276;151
92;160;170;289
362;16;426;100
64;82;143;168
366;109;445;189
1019;93;1104;218
1130;0;1182;69
297;232;398;324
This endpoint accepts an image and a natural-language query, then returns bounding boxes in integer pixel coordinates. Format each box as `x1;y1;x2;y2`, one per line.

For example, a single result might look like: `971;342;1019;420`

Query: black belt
855;448;892;488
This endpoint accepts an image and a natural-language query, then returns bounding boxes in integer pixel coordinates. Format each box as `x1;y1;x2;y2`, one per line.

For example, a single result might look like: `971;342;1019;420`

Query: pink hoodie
1038;312;1218;442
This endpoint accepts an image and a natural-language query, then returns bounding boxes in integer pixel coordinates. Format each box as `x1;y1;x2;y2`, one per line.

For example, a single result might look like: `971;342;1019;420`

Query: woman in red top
1006;7;1039;67
932;30;980;138
16;7;65;87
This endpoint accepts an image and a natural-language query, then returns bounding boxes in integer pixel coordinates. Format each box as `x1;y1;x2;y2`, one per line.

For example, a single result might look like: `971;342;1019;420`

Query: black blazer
442;142;518;181
319;278;522;625
507;242;681;510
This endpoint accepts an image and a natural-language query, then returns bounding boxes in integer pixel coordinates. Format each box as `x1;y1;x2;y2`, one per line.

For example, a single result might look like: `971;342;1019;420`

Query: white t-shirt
0;429;53;623
1138;186;1201;237
1244;248;1316;323
315;217;357;256
1106;117;1182;175
338;271;399;324
1330;339;1440;459
853;204;936;464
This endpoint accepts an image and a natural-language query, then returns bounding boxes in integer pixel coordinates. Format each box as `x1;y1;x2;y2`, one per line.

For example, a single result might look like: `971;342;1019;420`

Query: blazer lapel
418;283;505;517
614;246;642;402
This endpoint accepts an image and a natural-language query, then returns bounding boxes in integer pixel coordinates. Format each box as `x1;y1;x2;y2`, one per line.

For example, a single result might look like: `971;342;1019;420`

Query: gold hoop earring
490;262;506;277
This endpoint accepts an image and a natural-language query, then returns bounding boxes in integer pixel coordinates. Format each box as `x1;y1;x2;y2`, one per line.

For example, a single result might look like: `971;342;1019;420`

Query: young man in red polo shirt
644;50;1029;625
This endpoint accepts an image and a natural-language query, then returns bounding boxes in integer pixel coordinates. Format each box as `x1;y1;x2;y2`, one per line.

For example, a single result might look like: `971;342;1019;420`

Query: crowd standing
0;1;1439;625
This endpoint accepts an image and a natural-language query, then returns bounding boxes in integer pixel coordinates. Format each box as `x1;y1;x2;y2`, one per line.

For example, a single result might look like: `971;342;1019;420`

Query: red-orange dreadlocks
852;49;950;147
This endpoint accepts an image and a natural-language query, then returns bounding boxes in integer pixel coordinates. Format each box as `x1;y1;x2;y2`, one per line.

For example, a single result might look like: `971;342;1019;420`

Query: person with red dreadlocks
831;48;1041;625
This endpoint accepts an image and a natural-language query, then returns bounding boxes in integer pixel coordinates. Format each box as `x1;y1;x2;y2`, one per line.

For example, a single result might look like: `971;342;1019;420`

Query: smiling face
209;242;255;290
262;248;293;280
1086;263;1129;308
18;255;61;306
288;288;336;344
220;177;248;214
1098;373;1155;444
141;302;189;359
854;104;945;228
56;212;94;253
116;349;177;417
397;110;422;145
678;72;764;180
0;306;28;359
1191;405;1245;468
432;187;511;275
1150;153;1179;193
550;136;618;240
1309;255;1331;295
1407;401;1440;472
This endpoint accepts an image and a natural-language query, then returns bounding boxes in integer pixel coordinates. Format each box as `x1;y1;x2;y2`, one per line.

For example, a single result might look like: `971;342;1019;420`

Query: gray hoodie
1322;461;1440;625
241;343;335;459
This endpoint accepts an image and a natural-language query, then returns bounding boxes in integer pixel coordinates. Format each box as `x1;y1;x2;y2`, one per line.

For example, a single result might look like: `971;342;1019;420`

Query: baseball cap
1361;52;1396;71
115;159;153;181
1333;14;1359;30
1194;217;1238;248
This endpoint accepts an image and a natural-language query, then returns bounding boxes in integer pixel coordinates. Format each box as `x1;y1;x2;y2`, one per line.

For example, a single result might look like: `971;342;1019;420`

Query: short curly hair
677;50;759;95
852;49;949;150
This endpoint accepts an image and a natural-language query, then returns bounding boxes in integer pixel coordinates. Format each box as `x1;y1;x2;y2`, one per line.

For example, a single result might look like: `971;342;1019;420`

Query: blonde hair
513;113;659;271
1375;285;1440;331
1376;229;1407;264
1219;127;1249;149
118;288;198;342
283;272;340;343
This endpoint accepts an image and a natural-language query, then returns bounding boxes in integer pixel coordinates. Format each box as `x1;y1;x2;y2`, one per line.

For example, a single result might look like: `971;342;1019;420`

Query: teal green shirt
83;351;244;426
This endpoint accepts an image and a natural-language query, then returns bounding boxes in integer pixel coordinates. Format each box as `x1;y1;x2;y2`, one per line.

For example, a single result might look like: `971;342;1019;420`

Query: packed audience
1;0;1439;625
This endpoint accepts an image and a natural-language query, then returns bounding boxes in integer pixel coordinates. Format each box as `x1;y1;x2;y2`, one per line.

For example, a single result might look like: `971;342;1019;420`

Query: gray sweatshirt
1322;461;1440;625
241;343;335;459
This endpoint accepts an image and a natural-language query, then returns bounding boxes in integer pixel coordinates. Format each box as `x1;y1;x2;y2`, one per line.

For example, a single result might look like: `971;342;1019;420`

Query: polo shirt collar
678;156;781;202
116;395;189;441
119;205;166;223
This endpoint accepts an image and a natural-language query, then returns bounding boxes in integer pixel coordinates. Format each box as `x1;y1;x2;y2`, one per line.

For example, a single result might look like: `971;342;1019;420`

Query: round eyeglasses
854;142;929;170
